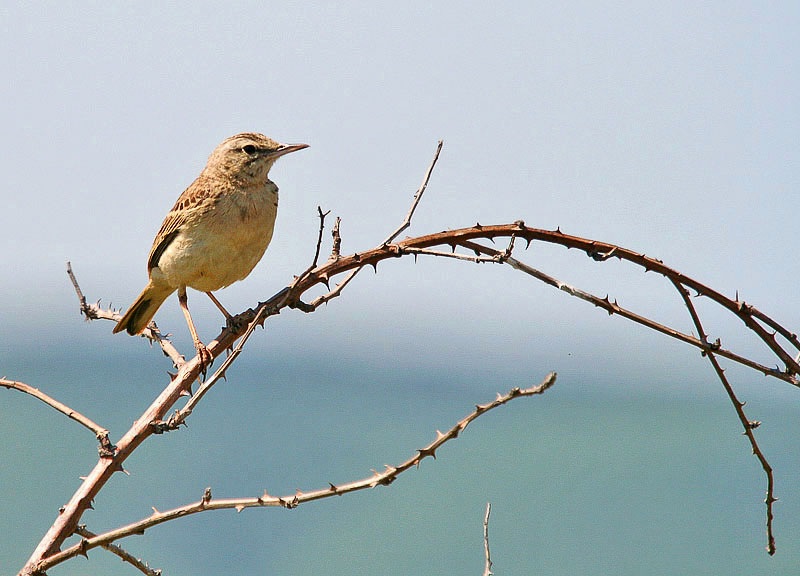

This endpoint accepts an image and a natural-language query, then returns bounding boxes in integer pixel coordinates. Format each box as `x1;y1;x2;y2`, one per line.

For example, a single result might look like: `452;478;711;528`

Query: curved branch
73;526;161;576
460;240;794;384
29;140;793;574
1;378;113;453
42;221;798;573
671;279;776;554
278;224;798;385
34;374;555;571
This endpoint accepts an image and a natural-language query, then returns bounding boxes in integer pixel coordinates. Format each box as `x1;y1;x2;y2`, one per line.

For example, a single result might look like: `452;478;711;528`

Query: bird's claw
195;341;213;376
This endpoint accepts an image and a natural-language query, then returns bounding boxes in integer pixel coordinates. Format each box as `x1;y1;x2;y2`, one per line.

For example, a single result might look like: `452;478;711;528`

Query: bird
113;132;308;367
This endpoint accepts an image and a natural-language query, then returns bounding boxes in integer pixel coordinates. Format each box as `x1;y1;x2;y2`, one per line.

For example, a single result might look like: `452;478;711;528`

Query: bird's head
204;132;308;182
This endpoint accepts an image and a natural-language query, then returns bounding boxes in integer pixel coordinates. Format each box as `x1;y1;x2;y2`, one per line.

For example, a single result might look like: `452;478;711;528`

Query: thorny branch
671;279;777;554
299;139;444;313
483;503;494;576
73;526;161;576
0;378;114;455
17;141;800;574
33;375;556;571
382;139;443;245
67;262;184;368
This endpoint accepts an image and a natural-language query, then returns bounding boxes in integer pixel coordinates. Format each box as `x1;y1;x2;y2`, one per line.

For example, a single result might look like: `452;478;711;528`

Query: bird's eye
241;144;257;154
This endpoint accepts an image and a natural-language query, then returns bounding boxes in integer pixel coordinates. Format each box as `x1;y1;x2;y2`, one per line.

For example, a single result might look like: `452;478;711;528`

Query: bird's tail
113;281;174;335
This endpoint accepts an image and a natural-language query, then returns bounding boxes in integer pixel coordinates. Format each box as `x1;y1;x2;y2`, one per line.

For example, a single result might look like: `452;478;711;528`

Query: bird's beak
269;143;309;159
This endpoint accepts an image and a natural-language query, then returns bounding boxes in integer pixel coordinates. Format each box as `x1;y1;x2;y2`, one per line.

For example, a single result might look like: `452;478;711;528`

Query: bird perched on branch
113;132;308;367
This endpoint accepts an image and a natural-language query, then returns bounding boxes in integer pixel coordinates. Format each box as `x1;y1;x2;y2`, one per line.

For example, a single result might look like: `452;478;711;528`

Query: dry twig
483;503;494;576
18;141;800;574
34;375;555;570
671;279;777;554
73;526;161;576
0;378;114;454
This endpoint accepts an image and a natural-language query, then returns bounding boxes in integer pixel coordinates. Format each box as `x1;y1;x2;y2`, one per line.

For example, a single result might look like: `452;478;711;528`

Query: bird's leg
178;287;212;374
205;291;232;320
205;291;244;331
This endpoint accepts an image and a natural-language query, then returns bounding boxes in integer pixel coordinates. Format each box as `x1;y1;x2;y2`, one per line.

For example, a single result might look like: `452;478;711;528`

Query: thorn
417;447;436;460
235;504;245;513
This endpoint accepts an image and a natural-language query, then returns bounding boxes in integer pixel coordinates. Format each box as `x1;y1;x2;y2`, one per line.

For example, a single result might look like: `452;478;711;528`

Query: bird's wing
147;180;214;271
148;227;181;271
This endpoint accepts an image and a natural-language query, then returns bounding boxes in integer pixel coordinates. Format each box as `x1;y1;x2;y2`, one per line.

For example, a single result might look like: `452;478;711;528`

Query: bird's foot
194;341;214;376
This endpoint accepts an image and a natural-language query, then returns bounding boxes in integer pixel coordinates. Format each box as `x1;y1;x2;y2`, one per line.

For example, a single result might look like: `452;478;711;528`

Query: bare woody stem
483;502;494;576
0;378;113;453
28;220;797;574
20;142;796;572
671;279;777;555
34;375;556;571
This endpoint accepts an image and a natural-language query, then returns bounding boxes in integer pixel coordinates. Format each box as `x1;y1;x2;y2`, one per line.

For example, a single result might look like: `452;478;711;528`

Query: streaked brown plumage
113;133;307;363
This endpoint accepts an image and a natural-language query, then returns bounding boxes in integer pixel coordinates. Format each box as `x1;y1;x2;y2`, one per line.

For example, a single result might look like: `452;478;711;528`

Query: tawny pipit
114;133;308;365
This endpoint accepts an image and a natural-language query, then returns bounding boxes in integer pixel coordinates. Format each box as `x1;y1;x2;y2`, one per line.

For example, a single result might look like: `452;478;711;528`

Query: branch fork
15;140;799;574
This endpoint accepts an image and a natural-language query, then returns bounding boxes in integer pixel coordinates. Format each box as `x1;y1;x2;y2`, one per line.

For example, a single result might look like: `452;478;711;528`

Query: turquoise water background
3;341;799;575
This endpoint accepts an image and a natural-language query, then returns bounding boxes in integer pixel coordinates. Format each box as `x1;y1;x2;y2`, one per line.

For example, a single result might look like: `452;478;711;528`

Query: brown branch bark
671;279;776;554
73;526;161;576
18;145;797;572
67;262;185;367
1;378;113;454
32;375;555;571
23;219;797;574
482;502;494;576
